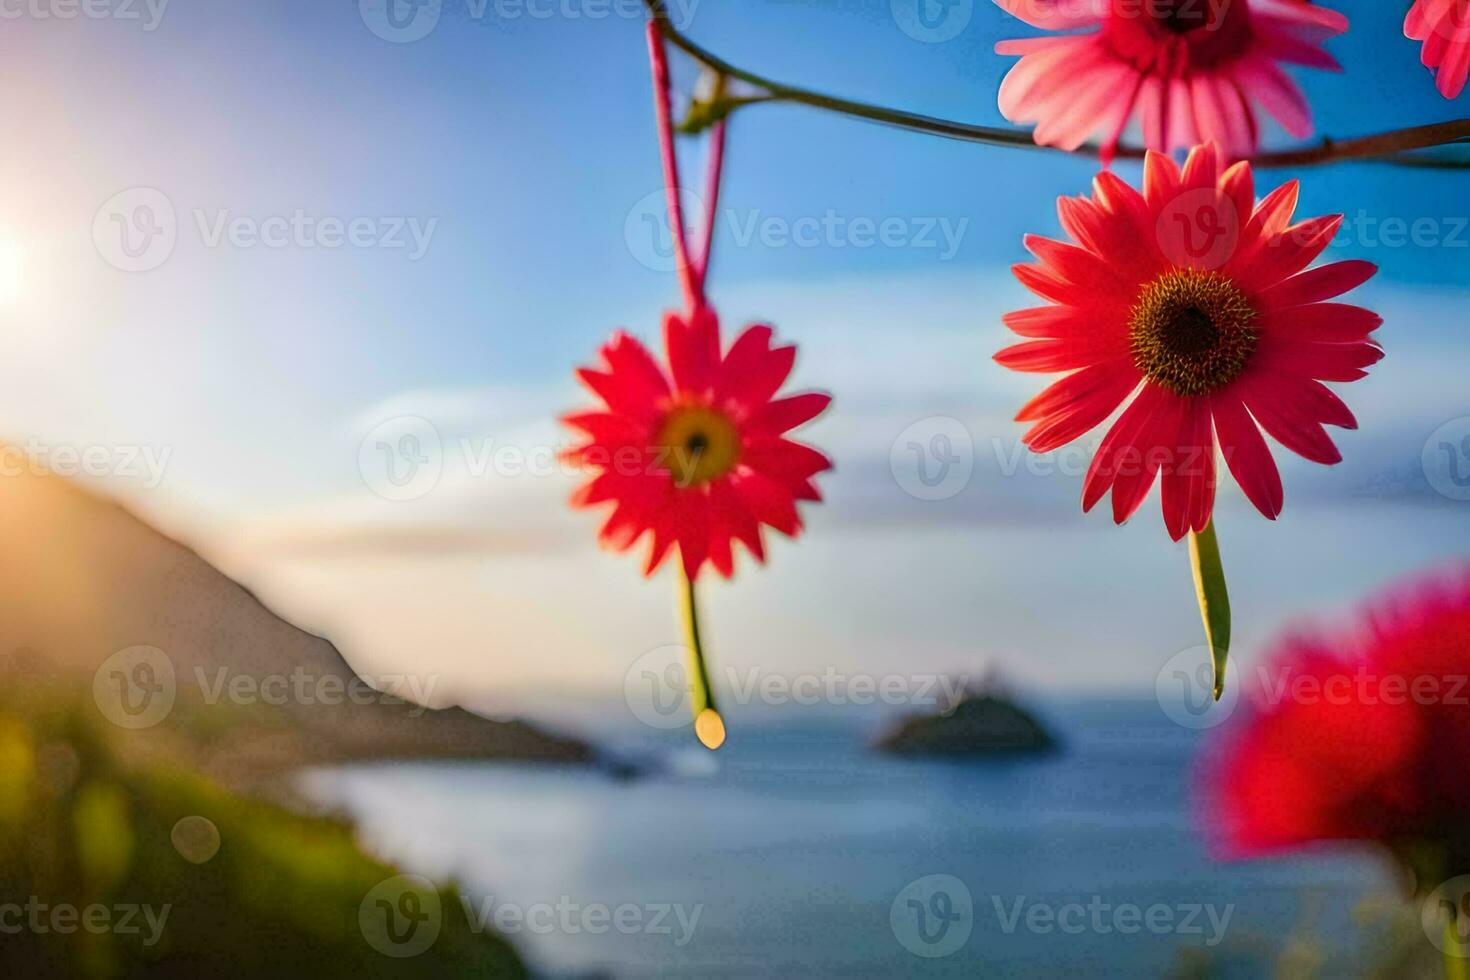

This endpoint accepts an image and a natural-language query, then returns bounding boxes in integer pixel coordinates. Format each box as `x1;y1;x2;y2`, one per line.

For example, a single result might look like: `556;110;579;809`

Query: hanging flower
992;0;1349;161
995;142;1382;541
1405;0;1470;99
571;21;836;751
1205;563;1470;879
563;307;832;581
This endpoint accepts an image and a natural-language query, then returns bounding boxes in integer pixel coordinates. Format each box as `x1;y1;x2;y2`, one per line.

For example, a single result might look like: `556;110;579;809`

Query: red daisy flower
563;306;832;581
995;142;1383;540
1406;0;1470;99
1206;564;1470;873
993;0;1348;161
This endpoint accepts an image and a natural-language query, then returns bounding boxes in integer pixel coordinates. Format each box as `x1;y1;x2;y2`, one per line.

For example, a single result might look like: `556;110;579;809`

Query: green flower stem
1447;918;1468;980
678;567;725;749
1188;519;1232;702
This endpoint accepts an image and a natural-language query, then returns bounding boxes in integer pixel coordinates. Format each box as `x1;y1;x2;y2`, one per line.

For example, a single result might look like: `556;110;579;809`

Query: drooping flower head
996;142;1382;539
1205;564;1470;877
563;307;832;580
993;0;1349;161
1405;0;1470;99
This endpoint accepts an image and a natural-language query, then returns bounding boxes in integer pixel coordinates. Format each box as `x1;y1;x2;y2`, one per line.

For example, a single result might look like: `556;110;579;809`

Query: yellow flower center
1128;269;1257;397
658;404;740;487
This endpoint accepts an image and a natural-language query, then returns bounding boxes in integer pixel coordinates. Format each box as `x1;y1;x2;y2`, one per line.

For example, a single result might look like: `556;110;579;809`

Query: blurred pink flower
1405;0;1470;98
993;0;1348;161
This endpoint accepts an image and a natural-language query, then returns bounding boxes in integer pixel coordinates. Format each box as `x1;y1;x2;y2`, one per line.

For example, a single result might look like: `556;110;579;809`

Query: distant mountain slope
0;466;592;790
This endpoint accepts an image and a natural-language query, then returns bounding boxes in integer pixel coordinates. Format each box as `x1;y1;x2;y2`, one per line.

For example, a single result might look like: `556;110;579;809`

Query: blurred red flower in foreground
996;142;1382;540
992;0;1348;161
1207;564;1470;874
1406;0;1470;99
563;307;832;581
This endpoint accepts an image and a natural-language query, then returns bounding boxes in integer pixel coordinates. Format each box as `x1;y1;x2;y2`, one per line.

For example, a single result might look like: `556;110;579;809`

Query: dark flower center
1129;269;1257;396
1150;0;1210;34
658;404;740;487
1104;0;1254;72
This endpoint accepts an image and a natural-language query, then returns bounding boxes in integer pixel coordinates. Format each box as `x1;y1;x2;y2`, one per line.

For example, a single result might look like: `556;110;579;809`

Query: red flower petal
717;324;797;412
1022;367;1141;454
710;478;765;564
1211;394;1283;520
664;306;720;392
1002;305;1123;339
1255;335;1385;382
730;469;801;538
1082;384;1165;513
1111;387;1189;525
994;336;1126;373
747;392;831;435
576;330;670;420
1160;399;1216;541
644;518;676;576
1236;214;1343;290
1218;159;1255;236
1142;150;1182;212
1225;180;1300;282
743;438;832;481
1258;303;1383;344
1025;234;1128;292
674;491;713;581
1255;260;1378;310
1239;376;1343;465
1016;360;1138;424
1179;141;1220;192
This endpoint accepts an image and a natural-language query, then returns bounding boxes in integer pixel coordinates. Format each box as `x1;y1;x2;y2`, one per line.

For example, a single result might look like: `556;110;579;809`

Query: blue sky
0;1;1465;711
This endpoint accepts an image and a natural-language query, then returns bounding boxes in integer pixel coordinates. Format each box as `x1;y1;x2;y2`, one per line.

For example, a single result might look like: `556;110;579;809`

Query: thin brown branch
644;0;1470;170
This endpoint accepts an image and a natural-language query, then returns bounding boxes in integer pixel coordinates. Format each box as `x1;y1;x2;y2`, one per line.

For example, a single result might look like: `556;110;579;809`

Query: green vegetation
0;690;525;978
